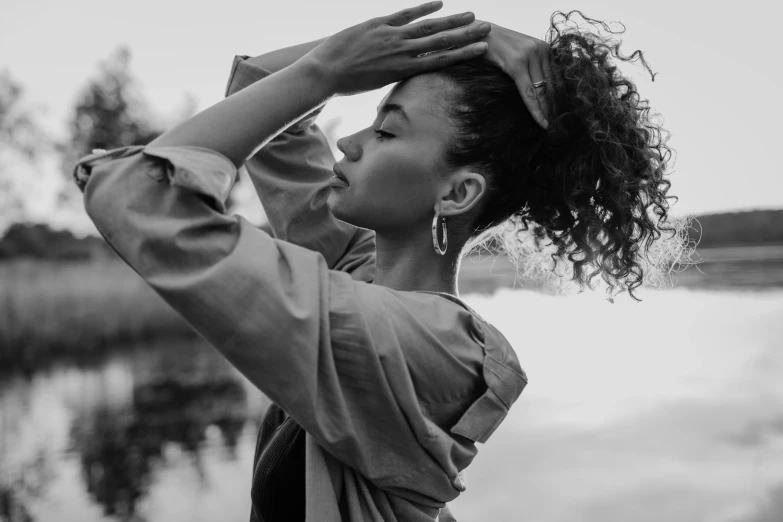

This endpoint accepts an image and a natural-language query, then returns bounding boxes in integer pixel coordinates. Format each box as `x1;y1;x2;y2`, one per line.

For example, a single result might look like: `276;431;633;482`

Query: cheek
329;144;440;227
362;151;434;201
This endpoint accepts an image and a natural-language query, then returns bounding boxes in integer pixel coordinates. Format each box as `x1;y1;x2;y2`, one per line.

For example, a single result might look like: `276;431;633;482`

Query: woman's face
327;74;456;234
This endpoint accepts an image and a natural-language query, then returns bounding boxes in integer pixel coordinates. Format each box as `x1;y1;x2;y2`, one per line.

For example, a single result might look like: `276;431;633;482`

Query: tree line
0;45;203;235
2;208;781;261
686;209;783;248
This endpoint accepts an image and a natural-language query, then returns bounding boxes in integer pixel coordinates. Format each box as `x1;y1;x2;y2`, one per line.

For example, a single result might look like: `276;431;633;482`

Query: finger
386;1;443;27
400;10;474;39
539;44;554;124
412;42;488;74
527;56;550;129
410;21;492;55
514;68;549;130
541;43;553;83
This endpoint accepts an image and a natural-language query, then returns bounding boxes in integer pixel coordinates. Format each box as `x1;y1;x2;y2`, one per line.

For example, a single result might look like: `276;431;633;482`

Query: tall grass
0;242;709;371
0;259;197;370
0;254;517;372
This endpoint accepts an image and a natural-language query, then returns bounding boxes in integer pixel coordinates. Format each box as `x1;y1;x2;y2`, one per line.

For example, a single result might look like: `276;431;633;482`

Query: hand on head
307;2;551;128
306;1;489;96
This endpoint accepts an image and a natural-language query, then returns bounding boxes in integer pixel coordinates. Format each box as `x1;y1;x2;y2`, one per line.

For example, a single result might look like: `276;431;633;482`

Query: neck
371;227;462;297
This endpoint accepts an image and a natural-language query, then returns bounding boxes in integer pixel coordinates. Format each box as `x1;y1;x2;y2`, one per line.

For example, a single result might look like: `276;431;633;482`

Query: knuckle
421;20;433;35
465;26;475;38
438;34;449;47
436;54;450;67
401;9;412;20
449;14;460;27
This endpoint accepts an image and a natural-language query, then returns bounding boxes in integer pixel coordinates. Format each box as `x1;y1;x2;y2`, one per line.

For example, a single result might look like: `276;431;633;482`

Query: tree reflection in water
1;485;34;522
0;442;56;522
69;371;248;520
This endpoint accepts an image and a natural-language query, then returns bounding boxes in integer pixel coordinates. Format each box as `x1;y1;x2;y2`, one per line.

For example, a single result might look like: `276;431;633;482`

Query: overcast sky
1;0;780;232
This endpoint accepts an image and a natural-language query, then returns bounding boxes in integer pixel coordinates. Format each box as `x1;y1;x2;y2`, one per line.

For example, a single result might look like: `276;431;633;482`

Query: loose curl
433;11;689;301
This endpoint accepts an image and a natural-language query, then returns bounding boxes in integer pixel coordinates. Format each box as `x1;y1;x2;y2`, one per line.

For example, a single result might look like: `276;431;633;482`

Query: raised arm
147;4;492;276
225;47;376;276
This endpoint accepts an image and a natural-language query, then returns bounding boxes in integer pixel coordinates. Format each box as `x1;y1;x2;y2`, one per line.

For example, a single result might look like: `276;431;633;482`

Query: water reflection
0;339;268;522
1;283;783;521
1;473;37;522
70;378;247;519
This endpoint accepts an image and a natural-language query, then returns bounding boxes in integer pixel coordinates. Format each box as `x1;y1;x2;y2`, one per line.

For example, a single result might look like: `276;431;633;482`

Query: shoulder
406;289;530;411
325;276;485;398
329;278;484;351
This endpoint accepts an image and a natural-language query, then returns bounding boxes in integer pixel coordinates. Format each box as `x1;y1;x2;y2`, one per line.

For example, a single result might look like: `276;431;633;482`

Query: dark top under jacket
250;403;307;522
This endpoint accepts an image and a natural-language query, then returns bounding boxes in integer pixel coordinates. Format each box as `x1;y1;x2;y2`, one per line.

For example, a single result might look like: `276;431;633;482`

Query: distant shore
0;260;197;372
3;244;782;372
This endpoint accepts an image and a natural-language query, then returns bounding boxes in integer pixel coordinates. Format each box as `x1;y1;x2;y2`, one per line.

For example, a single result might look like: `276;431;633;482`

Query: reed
0;254;533;371
0;259;197;369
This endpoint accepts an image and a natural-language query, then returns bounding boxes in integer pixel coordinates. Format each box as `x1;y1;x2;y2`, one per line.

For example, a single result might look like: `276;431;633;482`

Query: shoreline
2;246;782;371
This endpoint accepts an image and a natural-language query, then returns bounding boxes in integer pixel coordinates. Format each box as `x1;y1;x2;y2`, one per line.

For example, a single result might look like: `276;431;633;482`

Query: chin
326;194;368;229
326;193;351;223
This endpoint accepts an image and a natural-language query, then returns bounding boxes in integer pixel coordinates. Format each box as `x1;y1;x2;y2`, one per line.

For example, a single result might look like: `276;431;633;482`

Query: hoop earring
432;212;448;256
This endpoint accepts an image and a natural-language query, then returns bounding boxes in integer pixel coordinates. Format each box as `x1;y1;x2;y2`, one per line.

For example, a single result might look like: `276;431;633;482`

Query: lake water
2;247;783;522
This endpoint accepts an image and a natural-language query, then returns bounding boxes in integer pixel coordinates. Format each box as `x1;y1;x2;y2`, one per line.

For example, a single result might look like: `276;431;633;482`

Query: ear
435;171;486;217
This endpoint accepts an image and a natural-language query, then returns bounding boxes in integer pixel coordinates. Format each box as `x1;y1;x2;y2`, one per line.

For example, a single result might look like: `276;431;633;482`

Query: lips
333;164;349;185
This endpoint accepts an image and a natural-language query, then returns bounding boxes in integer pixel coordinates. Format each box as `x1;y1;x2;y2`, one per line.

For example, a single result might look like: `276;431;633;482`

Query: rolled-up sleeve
76;145;486;504
225;55;375;276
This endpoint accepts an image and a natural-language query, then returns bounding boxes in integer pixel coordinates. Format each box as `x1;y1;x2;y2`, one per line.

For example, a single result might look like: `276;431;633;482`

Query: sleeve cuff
73;145;238;214
224;54;271;98
141;145;238;213
224;54;326;134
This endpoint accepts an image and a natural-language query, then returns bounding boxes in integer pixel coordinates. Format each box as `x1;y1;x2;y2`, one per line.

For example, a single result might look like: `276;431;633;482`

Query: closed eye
374;129;394;140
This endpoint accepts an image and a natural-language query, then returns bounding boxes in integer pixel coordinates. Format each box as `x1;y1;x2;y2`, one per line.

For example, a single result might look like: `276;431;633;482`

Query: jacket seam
486;354;528;383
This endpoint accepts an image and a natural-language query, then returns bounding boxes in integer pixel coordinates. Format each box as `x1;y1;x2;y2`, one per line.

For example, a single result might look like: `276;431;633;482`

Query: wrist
293;54;339;99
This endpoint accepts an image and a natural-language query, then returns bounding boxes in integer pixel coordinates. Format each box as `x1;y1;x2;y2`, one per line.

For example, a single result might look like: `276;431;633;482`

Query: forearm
148;59;333;168
246;38;327;74
224;52;376;273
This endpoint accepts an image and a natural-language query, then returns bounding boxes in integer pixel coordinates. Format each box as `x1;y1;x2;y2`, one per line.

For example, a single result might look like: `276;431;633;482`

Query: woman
73;3;675;521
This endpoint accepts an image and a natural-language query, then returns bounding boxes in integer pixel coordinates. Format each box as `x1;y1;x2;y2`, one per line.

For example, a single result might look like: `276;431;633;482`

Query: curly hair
432;11;686;302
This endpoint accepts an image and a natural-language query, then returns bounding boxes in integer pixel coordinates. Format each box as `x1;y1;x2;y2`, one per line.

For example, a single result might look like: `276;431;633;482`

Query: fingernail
478;22;491;32
462;12;474;23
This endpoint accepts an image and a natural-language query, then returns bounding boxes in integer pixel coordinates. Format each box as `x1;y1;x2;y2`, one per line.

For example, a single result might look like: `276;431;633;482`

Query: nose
336;134;361;162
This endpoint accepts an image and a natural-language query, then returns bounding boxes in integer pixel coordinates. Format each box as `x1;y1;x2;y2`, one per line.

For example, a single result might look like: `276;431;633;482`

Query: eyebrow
376;103;411;124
